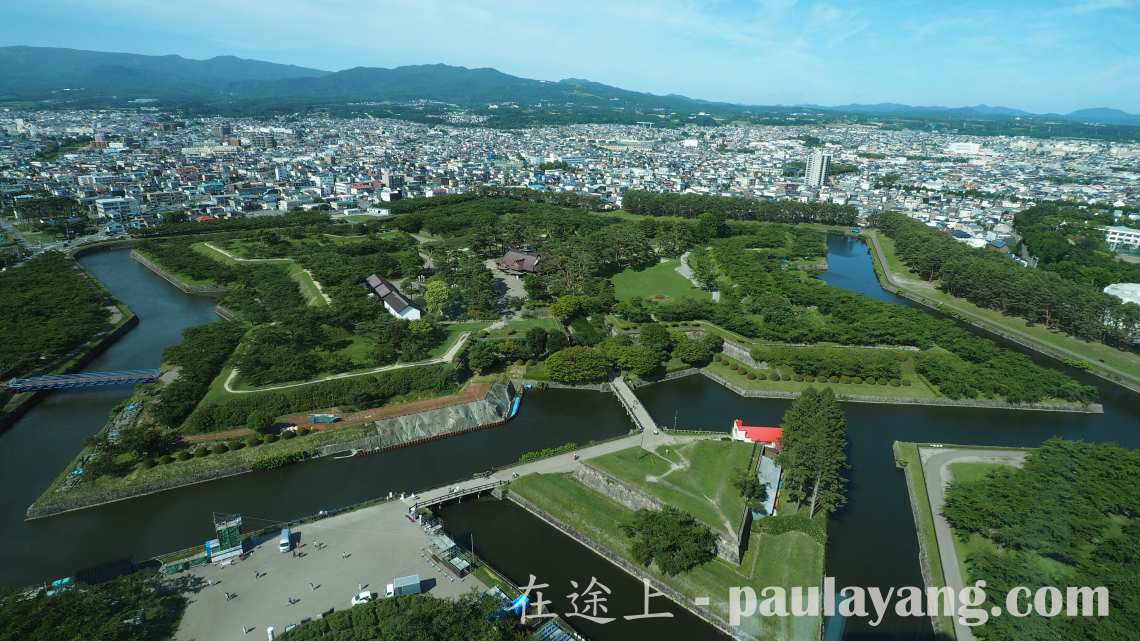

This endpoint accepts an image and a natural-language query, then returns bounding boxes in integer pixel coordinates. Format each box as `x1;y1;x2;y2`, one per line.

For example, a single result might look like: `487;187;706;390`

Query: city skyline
1;0;1138;115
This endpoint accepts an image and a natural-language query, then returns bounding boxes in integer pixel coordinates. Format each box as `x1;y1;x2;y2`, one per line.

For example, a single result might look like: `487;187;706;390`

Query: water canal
2;241;1138;641
0;249;634;587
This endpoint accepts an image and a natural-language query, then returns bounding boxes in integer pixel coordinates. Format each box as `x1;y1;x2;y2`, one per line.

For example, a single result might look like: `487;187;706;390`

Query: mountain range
1;45;1138;127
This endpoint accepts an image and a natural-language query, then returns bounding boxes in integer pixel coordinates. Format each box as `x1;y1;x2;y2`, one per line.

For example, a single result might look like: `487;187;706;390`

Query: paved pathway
223;332;472;393
404;426;692;510
920;447;1027;641
611;377;661;432
864;230;1140;388
676;251;719;301
173;500;485;641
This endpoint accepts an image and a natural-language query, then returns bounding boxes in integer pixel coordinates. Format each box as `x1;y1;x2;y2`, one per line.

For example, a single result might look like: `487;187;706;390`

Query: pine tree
776;386;849;518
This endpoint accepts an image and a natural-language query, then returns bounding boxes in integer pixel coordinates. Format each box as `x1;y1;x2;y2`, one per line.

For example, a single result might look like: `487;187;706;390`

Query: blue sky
1;0;1137;114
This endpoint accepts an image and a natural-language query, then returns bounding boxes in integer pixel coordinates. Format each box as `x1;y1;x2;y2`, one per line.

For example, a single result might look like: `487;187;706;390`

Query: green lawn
947;461;1005;485
431;322;488;358
482;317;561;339
284;262;327;306
870;231;1140;383
509;473;823;641
589;442;755;537
611;258;712;303
706;356;934;398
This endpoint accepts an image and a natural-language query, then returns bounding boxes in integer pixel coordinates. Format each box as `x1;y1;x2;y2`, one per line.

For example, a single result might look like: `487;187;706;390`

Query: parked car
351;591;373;607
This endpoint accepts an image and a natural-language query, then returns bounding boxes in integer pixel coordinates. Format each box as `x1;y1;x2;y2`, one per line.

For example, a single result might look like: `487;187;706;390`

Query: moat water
3;242;1138;641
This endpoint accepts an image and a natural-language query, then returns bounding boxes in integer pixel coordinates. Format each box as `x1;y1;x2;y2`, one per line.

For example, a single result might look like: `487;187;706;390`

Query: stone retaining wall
26;463;249;520
510;378;611;392
575;461;743;565
894;442;947;637
504;491;751;640
213;305;239;322
625;368;701;389
131;250;234;294
720;340;765;370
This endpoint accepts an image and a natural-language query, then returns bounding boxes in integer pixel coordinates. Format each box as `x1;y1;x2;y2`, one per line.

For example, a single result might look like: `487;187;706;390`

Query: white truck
385;574;421;598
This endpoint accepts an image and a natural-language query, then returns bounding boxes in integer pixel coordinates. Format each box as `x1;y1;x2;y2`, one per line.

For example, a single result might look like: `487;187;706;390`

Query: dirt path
203;242;332;304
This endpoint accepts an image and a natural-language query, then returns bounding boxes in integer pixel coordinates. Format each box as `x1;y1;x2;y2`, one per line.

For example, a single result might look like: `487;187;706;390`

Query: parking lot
172;500;486;640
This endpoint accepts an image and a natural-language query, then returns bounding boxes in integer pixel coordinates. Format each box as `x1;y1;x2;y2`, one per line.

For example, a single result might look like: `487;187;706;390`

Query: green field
611;258;712;303
509;473;823;641
706;356;935;399
869;231;1140;384
589;442;754;537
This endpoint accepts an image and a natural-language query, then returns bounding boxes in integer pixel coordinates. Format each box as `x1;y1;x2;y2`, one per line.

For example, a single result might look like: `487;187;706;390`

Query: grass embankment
510;473;823;641
590;442;754;537
133;247;220;287
191;242;328;306
895;442;955;637
870;231;1140;382
32;423;364;509
706;354;934;398
611;258;713;303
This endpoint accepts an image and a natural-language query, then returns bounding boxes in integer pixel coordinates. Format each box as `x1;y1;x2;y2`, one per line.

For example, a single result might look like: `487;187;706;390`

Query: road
223;332;472;393
920;447;1027;641
864;230;1140;388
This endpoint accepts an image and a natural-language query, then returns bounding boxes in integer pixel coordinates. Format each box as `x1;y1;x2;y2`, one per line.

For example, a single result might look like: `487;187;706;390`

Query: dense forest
942;439;1139;638
1015;204;1140;286
150;322;247;428
0;252;111;381
622;190;859;224
276;592;532;641
0;570;186;640
875;210;1140;352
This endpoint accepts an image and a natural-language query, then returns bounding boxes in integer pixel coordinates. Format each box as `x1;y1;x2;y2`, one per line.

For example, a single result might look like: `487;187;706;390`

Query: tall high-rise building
805;152;833;188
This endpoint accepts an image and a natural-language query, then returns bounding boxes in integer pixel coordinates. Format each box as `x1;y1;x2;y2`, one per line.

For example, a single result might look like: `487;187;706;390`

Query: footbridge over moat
7;369;163;392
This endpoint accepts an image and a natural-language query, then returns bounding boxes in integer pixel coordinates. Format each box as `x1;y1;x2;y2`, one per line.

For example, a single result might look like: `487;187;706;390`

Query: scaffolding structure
209;513;243;562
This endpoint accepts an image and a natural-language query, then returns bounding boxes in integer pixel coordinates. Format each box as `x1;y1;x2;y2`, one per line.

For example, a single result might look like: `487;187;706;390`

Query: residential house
365;274;422;320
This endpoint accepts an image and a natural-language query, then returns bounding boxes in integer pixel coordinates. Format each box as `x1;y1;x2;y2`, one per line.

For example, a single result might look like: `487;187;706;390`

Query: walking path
203;242;333;304
676;251;719;301
223;332;472;393
172;500;484;641
864;230;1140;388
611;377;660;432
404;427;690;511
920;447;1027;641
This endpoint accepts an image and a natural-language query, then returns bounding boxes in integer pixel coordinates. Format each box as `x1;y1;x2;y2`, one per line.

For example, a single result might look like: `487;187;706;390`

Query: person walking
208;579;213;587
225;592;231;602
309;582;314;590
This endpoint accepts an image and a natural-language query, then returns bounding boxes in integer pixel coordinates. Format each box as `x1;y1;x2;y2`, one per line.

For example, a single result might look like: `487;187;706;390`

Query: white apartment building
95;197;140;220
1102;225;1140;251
948;142;981;155
805;152;833;188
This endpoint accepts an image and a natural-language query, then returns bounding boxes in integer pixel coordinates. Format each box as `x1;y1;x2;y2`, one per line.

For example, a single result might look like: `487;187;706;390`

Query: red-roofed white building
731;420;783;448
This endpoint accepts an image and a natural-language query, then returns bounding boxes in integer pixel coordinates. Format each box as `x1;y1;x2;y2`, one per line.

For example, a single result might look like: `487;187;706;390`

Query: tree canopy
776;387;849;518
621;505;717;576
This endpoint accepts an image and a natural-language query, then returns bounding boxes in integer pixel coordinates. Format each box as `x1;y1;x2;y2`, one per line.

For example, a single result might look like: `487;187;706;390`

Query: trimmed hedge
211;443;228;455
176;451;192;461
804;375;815;383
755;372;766;380
781;374;791;381
296;427;310;436
245;436;261;447
841;376;851;384
193;447;208;458
263;434;278;444
228;440;245;451
793;374;804;382
852;377;863;384
752;513;828;546
879;377;889;385
829;376;840;383
729;362;738;370
281;430;296;440
144;458;159;468
890;378;901;387
746;372;756;380
901;378;912;386
737;367;748;376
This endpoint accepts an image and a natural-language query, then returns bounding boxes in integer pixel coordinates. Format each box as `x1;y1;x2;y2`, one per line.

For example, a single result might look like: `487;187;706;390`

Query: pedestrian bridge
7;369;163;392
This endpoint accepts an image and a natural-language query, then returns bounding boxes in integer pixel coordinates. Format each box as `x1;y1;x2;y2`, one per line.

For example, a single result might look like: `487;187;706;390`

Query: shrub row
249;451;310;471
518;442;578;463
752;513;828;545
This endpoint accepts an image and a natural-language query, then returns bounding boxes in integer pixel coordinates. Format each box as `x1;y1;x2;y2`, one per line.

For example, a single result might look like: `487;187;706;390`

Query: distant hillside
0;46;328;99
0;45;1137;135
